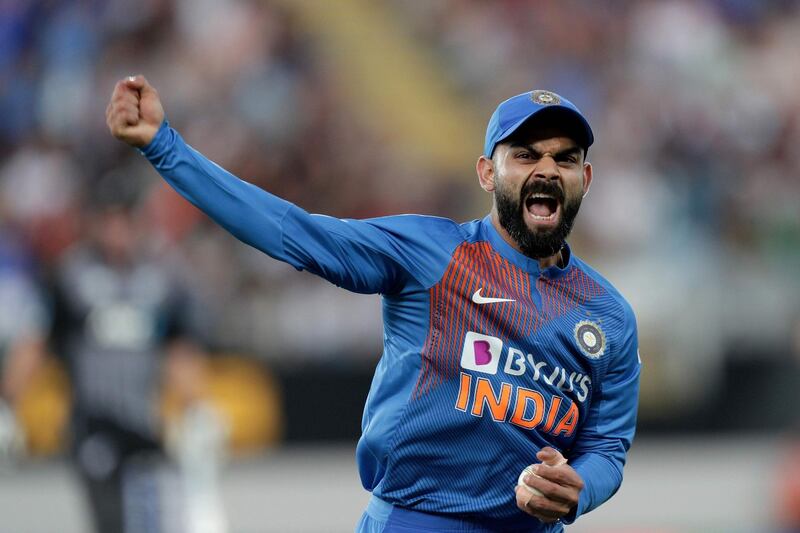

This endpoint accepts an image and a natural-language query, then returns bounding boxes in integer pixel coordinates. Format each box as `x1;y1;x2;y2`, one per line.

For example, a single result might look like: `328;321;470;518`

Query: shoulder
571;255;638;346
359;214;469;249
573;256;634;312
570;258;640;385
355;214;472;289
362;213;463;233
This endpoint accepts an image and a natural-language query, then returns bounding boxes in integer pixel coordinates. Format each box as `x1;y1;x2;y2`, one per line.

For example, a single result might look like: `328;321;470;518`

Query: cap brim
494;105;594;153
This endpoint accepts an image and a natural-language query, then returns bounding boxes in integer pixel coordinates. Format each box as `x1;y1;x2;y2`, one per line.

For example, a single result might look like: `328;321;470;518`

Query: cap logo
574;320;606;359
531;90;561;106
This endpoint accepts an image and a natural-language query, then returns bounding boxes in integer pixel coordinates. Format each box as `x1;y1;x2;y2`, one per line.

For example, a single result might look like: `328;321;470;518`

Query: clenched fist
106;74;164;147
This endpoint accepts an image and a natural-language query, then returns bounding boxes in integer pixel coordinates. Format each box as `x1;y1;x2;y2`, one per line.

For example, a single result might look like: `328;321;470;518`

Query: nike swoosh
471;288;516;305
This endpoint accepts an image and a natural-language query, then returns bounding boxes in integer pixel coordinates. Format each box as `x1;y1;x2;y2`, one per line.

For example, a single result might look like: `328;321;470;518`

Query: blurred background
1;0;799;532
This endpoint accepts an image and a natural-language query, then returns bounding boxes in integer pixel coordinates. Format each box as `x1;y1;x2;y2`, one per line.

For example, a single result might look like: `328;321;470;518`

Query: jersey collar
480;215;573;279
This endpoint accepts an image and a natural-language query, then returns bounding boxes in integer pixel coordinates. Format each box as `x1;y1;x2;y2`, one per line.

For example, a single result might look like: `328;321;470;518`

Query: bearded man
107;77;641;533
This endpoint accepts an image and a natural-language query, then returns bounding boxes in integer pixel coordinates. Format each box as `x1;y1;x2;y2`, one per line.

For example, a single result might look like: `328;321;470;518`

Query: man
3;174;221;533
107;76;640;532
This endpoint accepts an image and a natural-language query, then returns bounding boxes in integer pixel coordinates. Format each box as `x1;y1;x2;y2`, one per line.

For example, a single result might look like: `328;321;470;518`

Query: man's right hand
515;447;582;523
106;74;164;147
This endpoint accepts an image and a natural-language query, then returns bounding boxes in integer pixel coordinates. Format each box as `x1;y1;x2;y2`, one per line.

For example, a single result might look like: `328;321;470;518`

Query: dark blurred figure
2;174;222;533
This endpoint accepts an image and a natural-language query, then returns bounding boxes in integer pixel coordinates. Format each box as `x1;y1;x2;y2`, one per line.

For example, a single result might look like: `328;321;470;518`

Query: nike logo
471;288;515;305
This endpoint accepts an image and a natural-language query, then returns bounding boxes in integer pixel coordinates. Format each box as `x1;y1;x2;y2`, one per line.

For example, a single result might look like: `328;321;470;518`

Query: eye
515;151;533;160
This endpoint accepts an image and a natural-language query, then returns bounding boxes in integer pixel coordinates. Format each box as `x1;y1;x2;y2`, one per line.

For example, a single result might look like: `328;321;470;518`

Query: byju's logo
460;332;503;374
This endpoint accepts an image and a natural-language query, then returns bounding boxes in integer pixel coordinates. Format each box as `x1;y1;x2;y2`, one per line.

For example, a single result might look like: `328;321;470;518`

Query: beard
495;177;582;260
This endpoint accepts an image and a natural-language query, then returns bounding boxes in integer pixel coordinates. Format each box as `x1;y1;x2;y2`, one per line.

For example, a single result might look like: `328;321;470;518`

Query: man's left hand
515;447;584;523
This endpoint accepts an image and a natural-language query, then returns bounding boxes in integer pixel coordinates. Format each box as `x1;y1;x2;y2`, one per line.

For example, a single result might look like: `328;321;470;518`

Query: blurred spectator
2;173;226;533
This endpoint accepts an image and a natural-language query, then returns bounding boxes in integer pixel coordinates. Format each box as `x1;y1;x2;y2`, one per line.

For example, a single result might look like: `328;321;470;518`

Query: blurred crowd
0;0;397;365
1;0;799;416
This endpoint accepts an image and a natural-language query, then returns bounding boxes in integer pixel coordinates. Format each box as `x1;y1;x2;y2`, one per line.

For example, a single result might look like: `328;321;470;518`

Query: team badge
531;90;561;105
574;320;606;359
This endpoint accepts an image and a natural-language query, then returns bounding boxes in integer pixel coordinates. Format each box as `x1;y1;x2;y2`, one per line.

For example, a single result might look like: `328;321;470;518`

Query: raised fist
106;74;164;147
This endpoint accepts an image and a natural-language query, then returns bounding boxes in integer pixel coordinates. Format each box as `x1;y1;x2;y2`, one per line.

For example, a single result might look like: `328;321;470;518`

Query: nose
533;154;560;181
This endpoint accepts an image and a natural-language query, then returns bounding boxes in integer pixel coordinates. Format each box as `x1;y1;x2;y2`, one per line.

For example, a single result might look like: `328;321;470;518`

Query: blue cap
483;90;594;157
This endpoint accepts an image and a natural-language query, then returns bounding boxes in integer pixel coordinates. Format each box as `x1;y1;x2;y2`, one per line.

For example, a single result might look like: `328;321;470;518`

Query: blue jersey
141;122;640;528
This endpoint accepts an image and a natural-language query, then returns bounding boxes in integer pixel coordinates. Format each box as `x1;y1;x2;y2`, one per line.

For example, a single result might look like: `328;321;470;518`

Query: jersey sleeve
139;122;460;294
562;302;641;524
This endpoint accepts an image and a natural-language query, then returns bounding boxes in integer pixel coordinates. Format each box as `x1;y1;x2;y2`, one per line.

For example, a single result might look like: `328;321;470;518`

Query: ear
582;162;593;198
476;155;496;192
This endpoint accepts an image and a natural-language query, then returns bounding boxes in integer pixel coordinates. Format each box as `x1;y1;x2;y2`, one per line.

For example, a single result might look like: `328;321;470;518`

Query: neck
538;249;563;269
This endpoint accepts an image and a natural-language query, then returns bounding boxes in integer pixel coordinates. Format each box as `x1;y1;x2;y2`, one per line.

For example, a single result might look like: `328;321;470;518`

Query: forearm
576;453;623;506
141;121;293;262
563;315;640;522
564;450;624;522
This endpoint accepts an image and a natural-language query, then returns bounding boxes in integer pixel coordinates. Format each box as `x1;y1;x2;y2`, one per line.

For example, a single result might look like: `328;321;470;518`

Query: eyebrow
510;143;582;160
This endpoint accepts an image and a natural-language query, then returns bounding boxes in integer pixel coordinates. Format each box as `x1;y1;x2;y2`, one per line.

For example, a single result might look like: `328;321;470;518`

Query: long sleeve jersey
141;122;641;529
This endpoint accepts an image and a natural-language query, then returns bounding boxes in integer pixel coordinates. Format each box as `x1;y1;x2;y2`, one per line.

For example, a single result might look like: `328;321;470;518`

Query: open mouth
525;193;560;222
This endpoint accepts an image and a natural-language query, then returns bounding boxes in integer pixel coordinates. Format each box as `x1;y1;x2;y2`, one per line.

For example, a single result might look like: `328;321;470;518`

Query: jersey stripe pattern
414;242;606;399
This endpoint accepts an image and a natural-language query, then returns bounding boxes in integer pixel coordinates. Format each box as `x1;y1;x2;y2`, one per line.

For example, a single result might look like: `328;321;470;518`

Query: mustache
520;180;565;204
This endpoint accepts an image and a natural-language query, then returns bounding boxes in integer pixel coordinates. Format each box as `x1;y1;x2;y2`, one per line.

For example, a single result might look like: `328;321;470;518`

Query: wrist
139;119;171;158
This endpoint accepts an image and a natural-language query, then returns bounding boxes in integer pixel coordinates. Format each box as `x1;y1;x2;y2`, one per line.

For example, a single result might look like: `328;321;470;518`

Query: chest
419;242;611;424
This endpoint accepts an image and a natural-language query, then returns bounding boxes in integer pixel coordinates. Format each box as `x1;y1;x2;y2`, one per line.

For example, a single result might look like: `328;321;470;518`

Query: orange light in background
16;356;70;456
162;354;284;455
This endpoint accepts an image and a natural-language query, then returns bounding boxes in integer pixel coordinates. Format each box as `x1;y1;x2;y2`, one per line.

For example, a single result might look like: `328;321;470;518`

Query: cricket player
2;175;222;533
107;75;640;532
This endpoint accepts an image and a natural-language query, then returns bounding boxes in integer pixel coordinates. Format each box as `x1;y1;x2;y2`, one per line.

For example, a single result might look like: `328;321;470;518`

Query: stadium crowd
1;0;799;415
